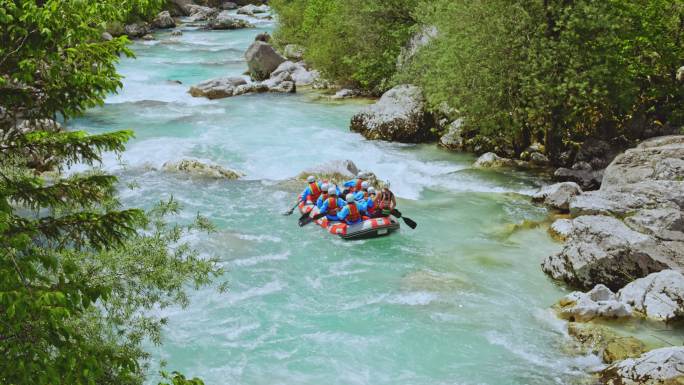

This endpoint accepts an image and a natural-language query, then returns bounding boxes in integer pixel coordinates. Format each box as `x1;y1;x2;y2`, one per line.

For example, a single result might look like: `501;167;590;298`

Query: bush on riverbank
271;0;684;164
270;0;418;92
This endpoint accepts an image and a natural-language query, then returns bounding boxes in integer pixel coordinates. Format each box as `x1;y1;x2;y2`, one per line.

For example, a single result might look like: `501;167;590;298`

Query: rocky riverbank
533;135;684;384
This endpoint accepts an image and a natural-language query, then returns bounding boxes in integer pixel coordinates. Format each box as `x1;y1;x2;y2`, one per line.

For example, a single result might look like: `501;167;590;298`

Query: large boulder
244;41;287;81
186;5;219;22
439;119;465;151
124;22;151;38
152;11;176;29
532;182;582;212
162;159;243;180
556;284;632;322
189;77;247;99
601;347;684;385
543;136;684;290
602;135;684;187
207;11;254;29
618;270;684;322
168;0;195;16
350;85;437;143
541;215;679;291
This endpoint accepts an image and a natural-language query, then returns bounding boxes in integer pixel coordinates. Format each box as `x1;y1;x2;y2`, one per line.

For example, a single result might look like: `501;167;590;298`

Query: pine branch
3;173;118;211
0;130;135;167
8;209;146;250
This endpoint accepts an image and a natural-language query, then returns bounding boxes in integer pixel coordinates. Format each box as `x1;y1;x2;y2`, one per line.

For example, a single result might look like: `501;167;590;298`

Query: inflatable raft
299;201;400;240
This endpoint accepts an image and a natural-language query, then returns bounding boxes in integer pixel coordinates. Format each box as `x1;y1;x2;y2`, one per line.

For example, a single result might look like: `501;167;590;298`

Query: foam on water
69;19;600;385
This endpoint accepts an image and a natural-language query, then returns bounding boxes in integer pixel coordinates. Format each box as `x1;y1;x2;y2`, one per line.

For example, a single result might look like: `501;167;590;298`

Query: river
72;14;600;385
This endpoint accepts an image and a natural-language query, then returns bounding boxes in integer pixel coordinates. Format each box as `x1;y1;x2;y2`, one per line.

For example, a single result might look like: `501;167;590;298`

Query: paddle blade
402;216;417;229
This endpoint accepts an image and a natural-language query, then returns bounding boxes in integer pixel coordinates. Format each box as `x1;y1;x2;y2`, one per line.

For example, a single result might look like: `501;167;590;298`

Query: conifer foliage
1;1;215;384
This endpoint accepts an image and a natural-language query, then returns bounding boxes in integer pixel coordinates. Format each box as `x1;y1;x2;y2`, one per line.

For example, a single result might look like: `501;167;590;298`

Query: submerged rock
245;41;287;81
350;85;437;143
618;270;684;322
567;322;647;365
152;11;176;29
600;347;684;384
532;182;582;212
162;159;243;180
189;77;247;99
208;11;254;30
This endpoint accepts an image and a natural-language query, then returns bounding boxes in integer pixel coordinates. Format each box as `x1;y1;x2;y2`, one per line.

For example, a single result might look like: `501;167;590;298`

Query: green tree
0;1;219;384
402;0;684;161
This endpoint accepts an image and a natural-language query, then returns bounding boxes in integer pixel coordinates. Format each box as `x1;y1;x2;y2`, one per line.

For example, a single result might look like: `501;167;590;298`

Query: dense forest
271;0;684;162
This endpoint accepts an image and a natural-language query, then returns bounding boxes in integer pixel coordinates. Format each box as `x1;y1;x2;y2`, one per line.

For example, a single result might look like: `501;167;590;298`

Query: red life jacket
308;182;322;201
326;197;339;215
347;203;361;223
354;179;363;192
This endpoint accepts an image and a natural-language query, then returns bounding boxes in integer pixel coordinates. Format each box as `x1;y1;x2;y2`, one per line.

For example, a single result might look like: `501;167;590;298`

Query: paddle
391;209;417;229
282;201;300;216
296;210;314;226
299;212;326;227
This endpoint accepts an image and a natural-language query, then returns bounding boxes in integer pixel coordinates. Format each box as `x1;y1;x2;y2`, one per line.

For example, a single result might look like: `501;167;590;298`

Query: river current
72;14;601;385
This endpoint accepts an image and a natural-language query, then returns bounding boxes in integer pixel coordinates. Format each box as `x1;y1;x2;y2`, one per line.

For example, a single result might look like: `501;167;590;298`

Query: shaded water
72;15;605;385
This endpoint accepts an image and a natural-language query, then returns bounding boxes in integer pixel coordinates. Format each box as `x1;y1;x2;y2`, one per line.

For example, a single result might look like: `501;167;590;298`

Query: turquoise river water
71;14;609;385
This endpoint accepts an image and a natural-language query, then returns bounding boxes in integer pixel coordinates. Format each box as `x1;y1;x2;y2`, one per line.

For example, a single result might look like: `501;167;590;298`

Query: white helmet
307;175;316;183
345;193;355;203
368;187;376;195
357;172;367;180
328;187;337;195
361;181;370;190
321;182;330;191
